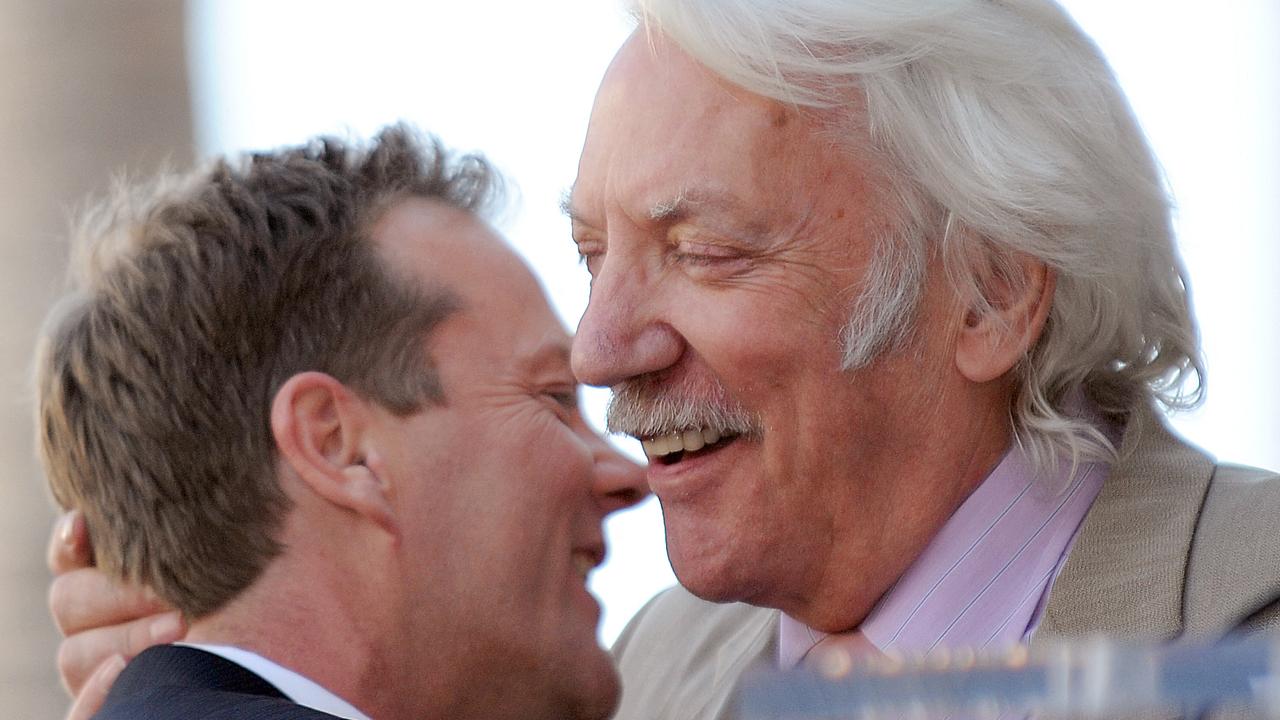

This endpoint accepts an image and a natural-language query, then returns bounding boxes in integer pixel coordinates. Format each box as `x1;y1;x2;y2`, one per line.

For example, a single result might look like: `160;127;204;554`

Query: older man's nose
571;265;682;388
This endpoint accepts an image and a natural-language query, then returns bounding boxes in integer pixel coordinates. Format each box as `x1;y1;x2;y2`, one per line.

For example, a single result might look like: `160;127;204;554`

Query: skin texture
353;198;643;720
47;198;647;720
568;32;1048;633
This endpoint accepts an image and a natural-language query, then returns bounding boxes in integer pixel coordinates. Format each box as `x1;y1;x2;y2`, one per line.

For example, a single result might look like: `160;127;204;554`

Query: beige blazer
610;405;1280;720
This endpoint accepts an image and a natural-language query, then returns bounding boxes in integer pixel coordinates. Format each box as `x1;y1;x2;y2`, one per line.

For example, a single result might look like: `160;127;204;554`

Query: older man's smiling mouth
641;428;741;465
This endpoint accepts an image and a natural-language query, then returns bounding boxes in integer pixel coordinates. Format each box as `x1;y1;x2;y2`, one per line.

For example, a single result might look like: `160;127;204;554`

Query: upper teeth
642;428;722;458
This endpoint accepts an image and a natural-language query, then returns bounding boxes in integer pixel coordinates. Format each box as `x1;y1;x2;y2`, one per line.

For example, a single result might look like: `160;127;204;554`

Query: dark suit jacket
94;645;343;719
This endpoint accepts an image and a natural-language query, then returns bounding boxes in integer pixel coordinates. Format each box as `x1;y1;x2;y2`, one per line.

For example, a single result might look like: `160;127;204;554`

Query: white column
0;2;193;715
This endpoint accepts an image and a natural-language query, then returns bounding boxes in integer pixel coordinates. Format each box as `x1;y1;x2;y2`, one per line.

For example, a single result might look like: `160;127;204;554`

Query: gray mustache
605;377;762;440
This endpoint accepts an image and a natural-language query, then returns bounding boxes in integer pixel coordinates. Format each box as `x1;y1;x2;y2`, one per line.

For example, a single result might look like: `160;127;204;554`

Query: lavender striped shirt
779;437;1109;666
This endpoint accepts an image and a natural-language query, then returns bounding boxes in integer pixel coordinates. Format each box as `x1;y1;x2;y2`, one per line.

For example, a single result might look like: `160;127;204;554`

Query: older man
37;126;645;719
49;1;1280;718
567;0;1280;717
563;0;1280;717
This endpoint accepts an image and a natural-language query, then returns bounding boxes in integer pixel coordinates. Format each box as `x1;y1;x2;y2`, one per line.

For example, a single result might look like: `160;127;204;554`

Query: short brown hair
36;125;503;617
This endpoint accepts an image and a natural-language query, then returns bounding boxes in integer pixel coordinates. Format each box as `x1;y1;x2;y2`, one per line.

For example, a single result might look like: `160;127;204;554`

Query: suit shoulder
96;688;339;719
1185;462;1280;634
93;645;339;719
613;585;775;660
611;586;776;720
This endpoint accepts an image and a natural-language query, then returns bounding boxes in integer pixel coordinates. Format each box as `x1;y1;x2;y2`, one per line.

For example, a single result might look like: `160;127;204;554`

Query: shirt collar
778;411;1112;665
176;643;372;720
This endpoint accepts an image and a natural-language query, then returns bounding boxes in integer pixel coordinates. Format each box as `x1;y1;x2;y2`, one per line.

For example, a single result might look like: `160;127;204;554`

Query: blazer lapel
706;608;779;720
1035;402;1214;642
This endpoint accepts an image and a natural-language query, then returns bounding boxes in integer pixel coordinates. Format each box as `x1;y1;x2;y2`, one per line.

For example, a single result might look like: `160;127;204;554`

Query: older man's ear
270;372;399;539
954;254;1056;384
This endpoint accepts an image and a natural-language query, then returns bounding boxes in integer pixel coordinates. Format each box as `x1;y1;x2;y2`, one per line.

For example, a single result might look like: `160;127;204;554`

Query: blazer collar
1034;401;1214;642
708;607;779;720
109;644;289;700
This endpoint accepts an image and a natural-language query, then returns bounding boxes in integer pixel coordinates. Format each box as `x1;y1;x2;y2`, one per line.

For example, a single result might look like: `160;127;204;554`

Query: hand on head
46;510;186;719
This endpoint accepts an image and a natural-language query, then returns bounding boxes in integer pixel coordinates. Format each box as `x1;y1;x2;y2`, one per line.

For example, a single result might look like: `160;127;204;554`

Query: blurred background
1;1;1275;715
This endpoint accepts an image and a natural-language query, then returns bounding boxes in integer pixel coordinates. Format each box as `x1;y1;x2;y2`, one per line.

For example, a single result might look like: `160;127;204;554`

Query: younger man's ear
955;253;1056;384
270;372;398;538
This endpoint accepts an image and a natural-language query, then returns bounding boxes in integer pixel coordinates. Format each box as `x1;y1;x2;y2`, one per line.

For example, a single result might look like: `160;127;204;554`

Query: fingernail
57;513;77;546
103;654;127;676
149;612;185;642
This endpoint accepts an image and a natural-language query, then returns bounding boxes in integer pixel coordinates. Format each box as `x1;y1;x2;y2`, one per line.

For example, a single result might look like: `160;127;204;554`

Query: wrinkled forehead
582;39;796;197
592;31;795;146
574;31;875;229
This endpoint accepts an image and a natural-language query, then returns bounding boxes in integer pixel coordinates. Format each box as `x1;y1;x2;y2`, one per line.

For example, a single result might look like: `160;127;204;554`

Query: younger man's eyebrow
516;335;574;377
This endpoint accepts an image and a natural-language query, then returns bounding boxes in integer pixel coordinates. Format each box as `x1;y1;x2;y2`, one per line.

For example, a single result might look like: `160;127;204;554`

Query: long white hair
630;0;1203;475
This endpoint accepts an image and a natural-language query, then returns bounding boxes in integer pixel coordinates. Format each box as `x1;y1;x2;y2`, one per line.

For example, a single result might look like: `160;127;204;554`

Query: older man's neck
783;397;1013;633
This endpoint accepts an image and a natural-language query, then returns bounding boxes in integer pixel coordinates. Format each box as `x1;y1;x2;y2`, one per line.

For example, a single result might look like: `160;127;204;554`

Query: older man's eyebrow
560;187;596;228
648;186;755;220
648;191;688;221
648;187;774;241
562;184;772;239
559;188;576;219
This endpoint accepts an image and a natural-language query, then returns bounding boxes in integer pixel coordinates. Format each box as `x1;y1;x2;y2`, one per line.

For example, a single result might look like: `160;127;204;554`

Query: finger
49;567;171;636
64;654;125;720
47;511;93;575
57;611;184;696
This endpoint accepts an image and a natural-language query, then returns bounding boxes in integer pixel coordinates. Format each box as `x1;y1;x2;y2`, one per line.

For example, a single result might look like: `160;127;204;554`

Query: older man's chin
659;513;773;606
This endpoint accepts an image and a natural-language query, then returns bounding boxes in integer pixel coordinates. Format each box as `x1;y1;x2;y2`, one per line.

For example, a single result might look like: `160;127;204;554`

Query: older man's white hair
630;0;1204;479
